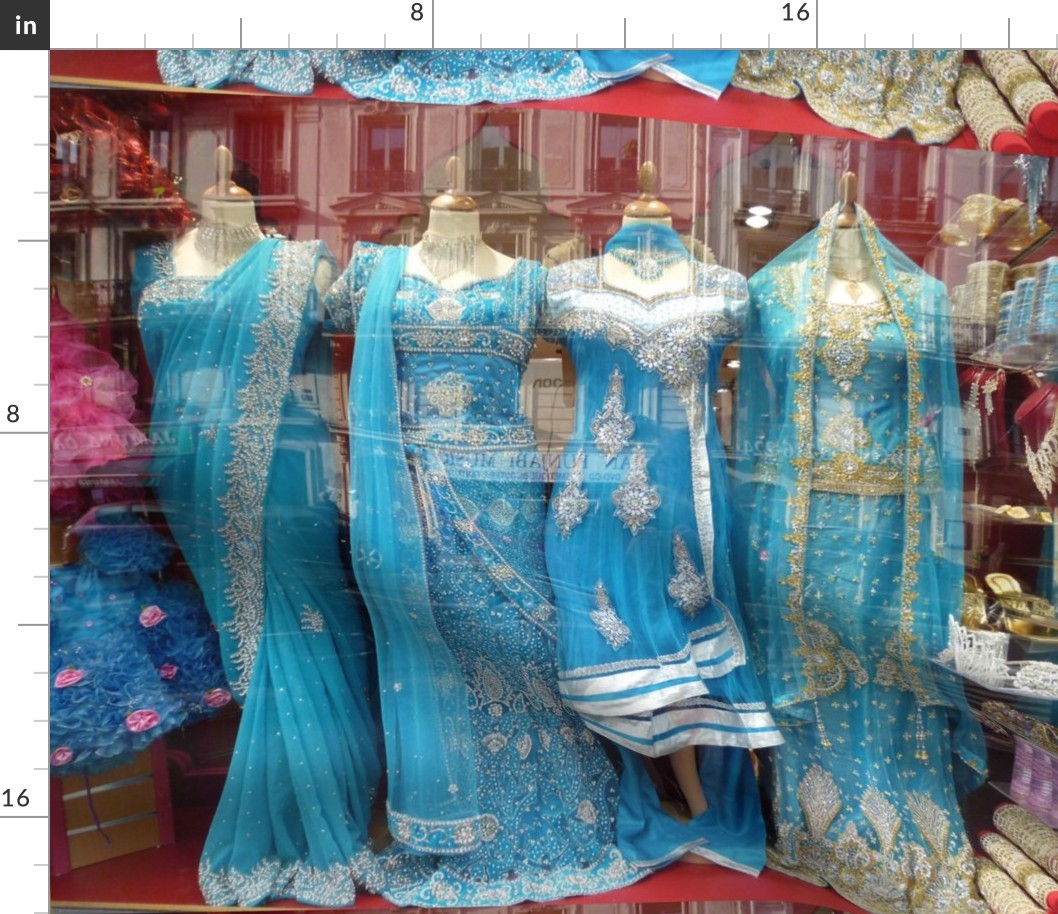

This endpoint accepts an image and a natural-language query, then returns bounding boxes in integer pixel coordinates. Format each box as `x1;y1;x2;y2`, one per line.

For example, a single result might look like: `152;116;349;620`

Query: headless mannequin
602;176;706;827
406;205;515;289
169;146;331;303
825;226;882;304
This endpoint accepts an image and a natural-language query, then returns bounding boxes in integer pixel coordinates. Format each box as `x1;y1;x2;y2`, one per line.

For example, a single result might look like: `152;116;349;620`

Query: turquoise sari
134;237;383;906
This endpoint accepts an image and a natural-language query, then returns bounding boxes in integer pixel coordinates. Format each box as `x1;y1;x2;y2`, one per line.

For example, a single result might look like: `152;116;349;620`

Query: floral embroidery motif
299;605;324;633
421;371;475;418
552;449;589;539
819;400;873;454
612;445;660;535
426;295;466;322
590;367;635;462
667;534;710;617
590;581;631;650
816;298;891;392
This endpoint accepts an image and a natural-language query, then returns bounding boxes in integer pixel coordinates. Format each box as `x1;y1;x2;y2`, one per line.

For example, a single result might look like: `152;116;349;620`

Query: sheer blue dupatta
348;247;483;850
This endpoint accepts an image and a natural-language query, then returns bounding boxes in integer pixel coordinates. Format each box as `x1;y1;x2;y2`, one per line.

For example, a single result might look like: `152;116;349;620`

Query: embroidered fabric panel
590;581;632;650
551;449;589;539
612;445;661;535
590;367;636;462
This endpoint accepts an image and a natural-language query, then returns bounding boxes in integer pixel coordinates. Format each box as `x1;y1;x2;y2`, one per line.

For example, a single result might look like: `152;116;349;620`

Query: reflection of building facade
53;92;1021;285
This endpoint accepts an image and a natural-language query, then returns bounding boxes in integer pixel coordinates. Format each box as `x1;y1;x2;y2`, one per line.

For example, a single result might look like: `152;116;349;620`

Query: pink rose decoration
139;605;167;628
50;746;74;766
159;663;179;680
54;668;86;688
203;688;232;709
760;550;769;562
125;708;161;732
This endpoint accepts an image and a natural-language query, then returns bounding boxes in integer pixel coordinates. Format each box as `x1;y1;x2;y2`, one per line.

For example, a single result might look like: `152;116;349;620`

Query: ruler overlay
9;1;1058;911
48;0;1058;50
0;4;50;910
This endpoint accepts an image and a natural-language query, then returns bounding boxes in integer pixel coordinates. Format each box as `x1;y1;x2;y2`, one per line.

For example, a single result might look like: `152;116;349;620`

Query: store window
353;112;412;192
589;113;640;192
232;108;289;196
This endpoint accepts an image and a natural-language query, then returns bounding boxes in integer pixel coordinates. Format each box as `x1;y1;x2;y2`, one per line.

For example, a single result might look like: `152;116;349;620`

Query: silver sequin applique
667;534;710;617
552;449;589;539
421;371;475;418
612;445;660;535
590;367;635;462
590;581;631;650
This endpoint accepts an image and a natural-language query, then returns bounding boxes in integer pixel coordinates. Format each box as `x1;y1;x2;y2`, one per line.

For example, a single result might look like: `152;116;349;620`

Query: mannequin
169;145;331;301
602;164;693;297
405;156;513;287
606;166;705;823
323;155;638;906
543;161;779;876
825;173;883;304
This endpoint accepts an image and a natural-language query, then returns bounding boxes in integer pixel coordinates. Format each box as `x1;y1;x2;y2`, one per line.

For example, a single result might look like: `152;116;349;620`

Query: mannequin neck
200;193;258;229
622;215;673;230
828;227;872;275
425;207;481;239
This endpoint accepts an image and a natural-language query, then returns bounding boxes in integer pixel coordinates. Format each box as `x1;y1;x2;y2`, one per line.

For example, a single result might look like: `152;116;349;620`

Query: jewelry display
418;230;481;281
193;219;264;268
606;245;686;282
995;805;1058;881
976;858;1047;914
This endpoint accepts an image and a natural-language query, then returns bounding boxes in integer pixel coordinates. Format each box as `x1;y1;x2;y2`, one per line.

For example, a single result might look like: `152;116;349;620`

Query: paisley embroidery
590;581;631;650
590;367;635;462
667;534;709;617
861;787;901;856
552;449;589;539
612;445;660;535
798;764;842;839
800;619;869;698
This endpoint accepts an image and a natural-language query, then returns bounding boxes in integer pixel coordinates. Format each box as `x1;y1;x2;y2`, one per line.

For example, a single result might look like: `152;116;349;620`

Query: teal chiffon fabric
733;205;988;913
134;238;383;906
327;242;639;905
542;223;781;875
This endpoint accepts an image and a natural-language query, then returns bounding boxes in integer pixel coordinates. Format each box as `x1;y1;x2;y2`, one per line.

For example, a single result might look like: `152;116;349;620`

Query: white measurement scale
2;3;1057;911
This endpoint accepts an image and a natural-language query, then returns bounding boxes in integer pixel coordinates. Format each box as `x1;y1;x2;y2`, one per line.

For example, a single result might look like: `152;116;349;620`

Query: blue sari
733;205;987;913
134;237;383;906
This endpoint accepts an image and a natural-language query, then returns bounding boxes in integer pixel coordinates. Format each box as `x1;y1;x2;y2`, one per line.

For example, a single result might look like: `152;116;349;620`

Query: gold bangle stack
977;859;1047;913
995;804;1058;881
957;63;1027;150
981;832;1058;907
980;51;1058;123
1028;50;1058;89
966;259;1009;324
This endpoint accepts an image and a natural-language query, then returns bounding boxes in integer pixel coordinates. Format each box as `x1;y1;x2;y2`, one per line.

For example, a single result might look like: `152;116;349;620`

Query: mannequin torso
406;207;515;289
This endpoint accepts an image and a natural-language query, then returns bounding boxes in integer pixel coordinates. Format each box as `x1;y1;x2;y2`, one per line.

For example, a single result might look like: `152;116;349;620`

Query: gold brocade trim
753;456;905;496
779;205;935;722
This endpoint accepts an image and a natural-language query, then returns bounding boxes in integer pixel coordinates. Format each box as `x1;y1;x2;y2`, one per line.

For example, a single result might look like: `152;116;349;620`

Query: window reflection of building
353;112;415;192
587;115;640;193
232;108;288;195
469;110;534;193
